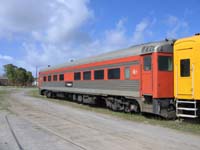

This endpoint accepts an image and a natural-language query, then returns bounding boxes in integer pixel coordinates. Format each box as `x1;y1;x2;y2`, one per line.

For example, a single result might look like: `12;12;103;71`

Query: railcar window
124;67;130;79
74;72;81;80
94;70;104;80
53;75;57;81
158;56;172;71
59;74;64;81
144;55;152;71
48;75;51;81
43;76;46;82
180;59;190;77
83;71;91;80
108;68;120;79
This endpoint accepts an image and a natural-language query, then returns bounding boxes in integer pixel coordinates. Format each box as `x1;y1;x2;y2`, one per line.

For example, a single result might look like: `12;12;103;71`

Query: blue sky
0;0;199;76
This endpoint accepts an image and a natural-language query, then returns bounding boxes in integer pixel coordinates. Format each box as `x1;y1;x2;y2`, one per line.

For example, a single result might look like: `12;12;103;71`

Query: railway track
5;115;24;150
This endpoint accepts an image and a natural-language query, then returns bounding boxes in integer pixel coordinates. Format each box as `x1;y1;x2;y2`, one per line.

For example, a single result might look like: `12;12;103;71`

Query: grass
0;87;10;111
27;88;200;135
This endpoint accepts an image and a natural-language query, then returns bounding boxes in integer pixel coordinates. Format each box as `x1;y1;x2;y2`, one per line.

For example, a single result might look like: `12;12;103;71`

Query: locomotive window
43;76;46;82
59;74;64;81
94;70;104;80
83;71;91;80
180;59;190;77
53;75;57;81
108;68;120;79
48;75;51;81
144;55;152;71
158;56;172;71
124;67;130;79
74;72;81;80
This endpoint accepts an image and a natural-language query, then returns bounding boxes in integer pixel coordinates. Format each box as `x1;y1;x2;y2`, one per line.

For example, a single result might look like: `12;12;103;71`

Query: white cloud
104;19;127;47
165;15;189;38
0;54;13;61
0;0;52;33
0;0;93;43
132;19;153;44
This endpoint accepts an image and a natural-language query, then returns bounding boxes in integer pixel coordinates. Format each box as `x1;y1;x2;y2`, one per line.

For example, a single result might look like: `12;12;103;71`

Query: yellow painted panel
174;35;200;100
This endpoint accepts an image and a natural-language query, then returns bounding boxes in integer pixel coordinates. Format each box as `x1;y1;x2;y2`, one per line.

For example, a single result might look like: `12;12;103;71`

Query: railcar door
141;54;153;96
175;49;194;99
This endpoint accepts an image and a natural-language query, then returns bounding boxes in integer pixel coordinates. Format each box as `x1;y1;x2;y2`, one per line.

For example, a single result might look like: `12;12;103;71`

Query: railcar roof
40;40;174;72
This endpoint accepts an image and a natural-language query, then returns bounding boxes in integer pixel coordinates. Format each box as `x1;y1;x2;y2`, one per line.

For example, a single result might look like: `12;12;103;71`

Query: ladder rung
177;107;197;111
177;114;198;118
177;101;196;104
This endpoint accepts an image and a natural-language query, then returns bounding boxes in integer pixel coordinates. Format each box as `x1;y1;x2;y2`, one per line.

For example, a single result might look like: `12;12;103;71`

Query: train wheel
124;102;140;113
111;102;118;111
130;103;140;113
77;95;83;103
46;91;52;98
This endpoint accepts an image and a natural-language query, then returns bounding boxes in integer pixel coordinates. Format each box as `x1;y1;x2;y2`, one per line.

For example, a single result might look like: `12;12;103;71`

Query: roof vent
195;33;200;36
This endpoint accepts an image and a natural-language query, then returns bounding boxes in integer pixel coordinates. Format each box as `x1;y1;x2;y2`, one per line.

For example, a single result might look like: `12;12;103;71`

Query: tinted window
59;74;64;81
108;68;120;79
94;70;104;80
144;55;151;71
74;72;81;80
53;75;57;81
48;75;51;81
158;56;172;71
43;76;46;82
83;71;91;80
124;67;130;79
181;59;190;77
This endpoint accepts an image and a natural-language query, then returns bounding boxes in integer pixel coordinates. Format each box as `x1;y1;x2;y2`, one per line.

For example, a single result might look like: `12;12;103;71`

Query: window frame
83;71;91;80
108;68;120;80
180;59;190;77
124;67;130;80
53;75;57;81
94;69;104;80
43;76;47;82
74;72;81;80
158;55;173;71
143;55;152;71
59;74;64;81
48;75;51;82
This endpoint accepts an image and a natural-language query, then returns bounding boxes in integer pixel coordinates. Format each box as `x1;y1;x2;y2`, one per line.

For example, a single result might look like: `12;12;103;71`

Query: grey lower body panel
40;80;140;97
40;87;140;97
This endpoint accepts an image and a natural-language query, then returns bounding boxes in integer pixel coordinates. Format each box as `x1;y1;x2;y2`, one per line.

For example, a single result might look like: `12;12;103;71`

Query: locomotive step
177;107;197;111
176;101;196;104
176;114;198;118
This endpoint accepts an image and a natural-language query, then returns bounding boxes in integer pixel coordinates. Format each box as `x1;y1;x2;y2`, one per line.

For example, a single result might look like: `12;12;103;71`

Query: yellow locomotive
174;34;200;118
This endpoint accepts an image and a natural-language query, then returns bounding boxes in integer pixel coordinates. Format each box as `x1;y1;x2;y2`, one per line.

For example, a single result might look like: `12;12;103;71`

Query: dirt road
0;89;200;150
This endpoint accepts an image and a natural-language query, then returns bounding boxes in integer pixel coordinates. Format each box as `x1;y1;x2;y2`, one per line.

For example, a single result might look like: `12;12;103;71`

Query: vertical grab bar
192;64;194;98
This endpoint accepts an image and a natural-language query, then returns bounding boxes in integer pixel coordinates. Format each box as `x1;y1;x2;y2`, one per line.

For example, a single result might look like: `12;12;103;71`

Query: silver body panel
41;80;140;97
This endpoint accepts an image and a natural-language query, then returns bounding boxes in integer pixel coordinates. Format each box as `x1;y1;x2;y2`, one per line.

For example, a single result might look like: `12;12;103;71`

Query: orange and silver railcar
39;40;175;118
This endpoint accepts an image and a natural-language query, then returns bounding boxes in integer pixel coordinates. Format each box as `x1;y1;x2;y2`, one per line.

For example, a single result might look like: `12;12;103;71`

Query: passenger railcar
39;40;176;119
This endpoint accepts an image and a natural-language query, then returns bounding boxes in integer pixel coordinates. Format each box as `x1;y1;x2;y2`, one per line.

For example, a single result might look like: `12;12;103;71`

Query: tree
3;64;34;86
26;71;34;85
3;64;17;85
16;67;27;86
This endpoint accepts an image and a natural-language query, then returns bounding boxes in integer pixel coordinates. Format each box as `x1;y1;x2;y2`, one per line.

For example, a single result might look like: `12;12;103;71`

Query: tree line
3;64;34;86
